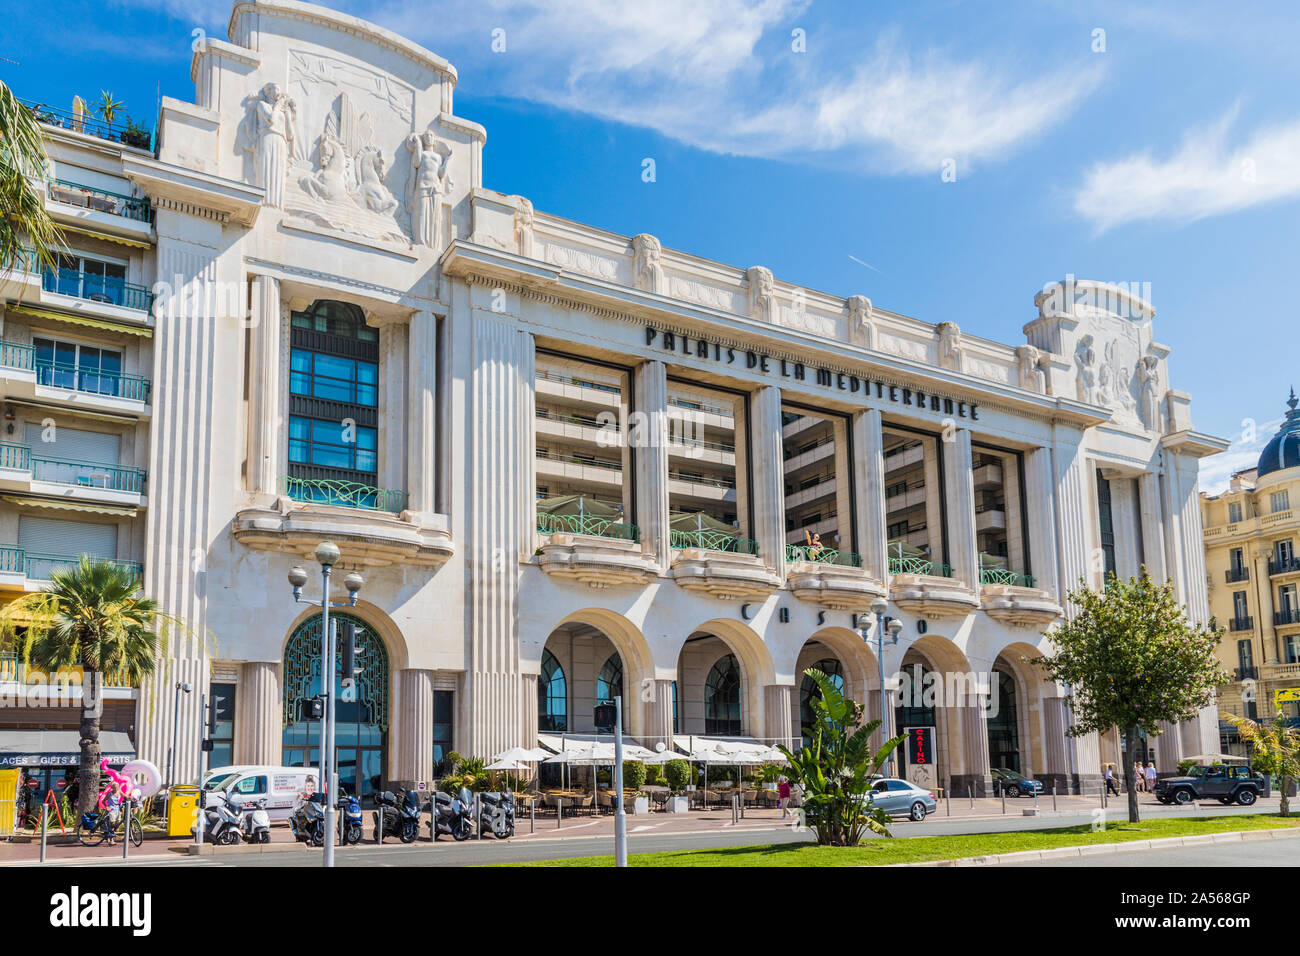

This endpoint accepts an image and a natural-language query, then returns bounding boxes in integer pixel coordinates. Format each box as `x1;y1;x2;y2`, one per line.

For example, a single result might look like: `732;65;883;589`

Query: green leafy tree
622;759;647;792
0;559;168;814
1227;709;1300;816
0;80;63;276
664;759;690;793
1032;571;1227;823
778;668;903;846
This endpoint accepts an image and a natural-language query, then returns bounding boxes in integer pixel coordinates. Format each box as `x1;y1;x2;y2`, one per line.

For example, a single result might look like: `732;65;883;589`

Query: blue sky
4;0;1297;490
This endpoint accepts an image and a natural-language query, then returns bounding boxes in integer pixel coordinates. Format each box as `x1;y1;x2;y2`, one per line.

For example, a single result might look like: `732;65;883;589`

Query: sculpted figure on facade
846;294;875;348
632;233;665;294
1016;344;1046;394
239;82;297;208
406;129;453;248
746;266;776;323
300;126;351;203
356;146;399;215
936;321;964;371
513;196;535;258
1076;334;1099;404
1137;355;1163;431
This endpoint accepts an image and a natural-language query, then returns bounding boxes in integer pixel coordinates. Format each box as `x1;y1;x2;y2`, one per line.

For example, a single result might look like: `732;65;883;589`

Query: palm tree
0;558;166;814
95;90;124;135
0;80;63;276
1227;709;1300;817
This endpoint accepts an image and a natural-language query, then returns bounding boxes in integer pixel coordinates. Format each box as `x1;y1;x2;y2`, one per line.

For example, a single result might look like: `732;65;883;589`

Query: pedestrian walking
1144;762;1158;792
777;776;791;818
1104;764;1120;796
1133;761;1145;792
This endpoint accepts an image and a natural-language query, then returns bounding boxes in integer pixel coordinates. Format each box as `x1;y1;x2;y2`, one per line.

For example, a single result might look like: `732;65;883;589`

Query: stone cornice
123;155;262;226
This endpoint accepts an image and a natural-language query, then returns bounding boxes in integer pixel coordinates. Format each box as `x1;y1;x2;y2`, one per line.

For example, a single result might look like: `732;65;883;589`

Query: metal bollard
1001;788;1006;814
1034;786;1039;811
969;785;974;809
945;790;951;816
122;811;130;860
39;808;47;863
1052;784;1057;812
476;794;483;840
556;800;562;829
530;798;535;834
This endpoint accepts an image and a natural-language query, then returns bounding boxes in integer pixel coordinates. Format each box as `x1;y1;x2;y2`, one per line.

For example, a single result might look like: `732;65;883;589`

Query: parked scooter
426;790;455;841
373;788;420;843
448;786;475;842
228;791;271;844
479;790;515;839
339;792;364;845
193;792;243;846
289;792;327;846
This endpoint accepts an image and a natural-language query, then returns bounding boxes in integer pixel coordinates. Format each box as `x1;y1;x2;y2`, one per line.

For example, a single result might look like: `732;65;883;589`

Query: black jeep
1153;765;1266;806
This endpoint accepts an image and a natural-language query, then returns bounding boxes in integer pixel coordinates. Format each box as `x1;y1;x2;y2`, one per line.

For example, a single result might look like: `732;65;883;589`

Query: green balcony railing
536;513;639;541
34;361;151;403
889;556;952;577
979;567;1036;588
42;266;154;312
670;529;759;555
23;551;143;585
31;455;146;494
281;475;408;513
0;442;31;472
0;341;33;370
784;543;862;567
47;179;153;223
0;650;134;688
0;544;24;574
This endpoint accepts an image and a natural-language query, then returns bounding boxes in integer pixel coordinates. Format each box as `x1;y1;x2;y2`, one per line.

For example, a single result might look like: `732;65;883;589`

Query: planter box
632;796;650;814
666;796;689;813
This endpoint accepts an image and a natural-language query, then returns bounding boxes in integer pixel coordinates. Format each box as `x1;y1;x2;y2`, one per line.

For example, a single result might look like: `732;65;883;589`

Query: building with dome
0;0;1230;799
1201;389;1300;748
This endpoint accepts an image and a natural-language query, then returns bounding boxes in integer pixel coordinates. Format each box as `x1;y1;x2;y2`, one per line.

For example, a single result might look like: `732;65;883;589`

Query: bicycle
76;805;143;847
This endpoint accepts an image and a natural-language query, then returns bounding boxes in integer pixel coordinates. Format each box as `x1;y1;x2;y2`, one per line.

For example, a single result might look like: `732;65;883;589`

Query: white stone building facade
0;1;1229;798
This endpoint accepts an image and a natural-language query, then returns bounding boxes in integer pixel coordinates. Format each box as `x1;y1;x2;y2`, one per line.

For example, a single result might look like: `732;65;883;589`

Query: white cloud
1198;415;1280;495
1073;108;1300;232
141;0;1101;177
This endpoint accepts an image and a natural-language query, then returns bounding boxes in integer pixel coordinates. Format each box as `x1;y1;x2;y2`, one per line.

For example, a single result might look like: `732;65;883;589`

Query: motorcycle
479;790;515;839
289;792;327;846
373;788;420;843
228;791;271;844
339;792;364;845
193;792;243;846
426;790;455;841
448;786;475;842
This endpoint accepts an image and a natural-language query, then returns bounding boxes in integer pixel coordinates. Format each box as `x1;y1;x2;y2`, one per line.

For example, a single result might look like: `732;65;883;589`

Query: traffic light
340;620;363;688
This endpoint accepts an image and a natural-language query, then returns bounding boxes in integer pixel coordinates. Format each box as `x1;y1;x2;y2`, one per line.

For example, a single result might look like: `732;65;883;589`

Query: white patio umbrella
485;758;525;771
492;747;537;763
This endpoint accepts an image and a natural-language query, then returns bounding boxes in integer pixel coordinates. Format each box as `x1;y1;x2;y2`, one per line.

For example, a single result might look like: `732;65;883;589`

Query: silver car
866;778;937;821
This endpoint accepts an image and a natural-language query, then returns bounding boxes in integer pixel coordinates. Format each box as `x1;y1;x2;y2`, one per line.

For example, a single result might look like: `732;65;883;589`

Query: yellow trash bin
167;785;199;837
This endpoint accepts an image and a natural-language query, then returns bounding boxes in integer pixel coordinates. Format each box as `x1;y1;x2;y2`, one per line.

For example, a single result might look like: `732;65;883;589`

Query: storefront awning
0;495;138;518
0;730;135;768
5;305;152;338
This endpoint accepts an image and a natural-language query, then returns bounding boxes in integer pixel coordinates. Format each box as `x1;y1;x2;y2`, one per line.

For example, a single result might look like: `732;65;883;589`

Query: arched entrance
894;635;981;792
282;611;390;805
790;627;878;748
989;642;1054;781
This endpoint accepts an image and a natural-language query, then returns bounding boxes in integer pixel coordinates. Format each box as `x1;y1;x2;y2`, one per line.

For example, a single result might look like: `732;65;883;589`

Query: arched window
288;299;381;501
704;653;741;735
986;669;1020;773
596;653;622;704
894;660;938;732
538;649;567;733
799;657;844;747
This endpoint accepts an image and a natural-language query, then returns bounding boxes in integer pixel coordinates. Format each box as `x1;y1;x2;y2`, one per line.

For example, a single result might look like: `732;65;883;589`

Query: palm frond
0;80;65;276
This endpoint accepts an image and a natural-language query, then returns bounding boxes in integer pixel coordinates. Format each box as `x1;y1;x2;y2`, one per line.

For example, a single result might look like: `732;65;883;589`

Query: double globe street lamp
863;596;904;778
288;541;363;868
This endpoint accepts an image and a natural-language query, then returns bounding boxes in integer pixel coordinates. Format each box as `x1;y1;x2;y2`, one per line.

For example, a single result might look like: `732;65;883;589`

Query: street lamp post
288;542;363;869
865;597;904;777
166;680;191;789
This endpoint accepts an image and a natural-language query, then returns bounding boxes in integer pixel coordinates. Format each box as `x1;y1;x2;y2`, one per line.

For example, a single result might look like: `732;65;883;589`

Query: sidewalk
0;792;1281;865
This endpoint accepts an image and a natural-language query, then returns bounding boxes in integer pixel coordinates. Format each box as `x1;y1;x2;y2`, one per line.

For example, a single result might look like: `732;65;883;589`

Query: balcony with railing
1226;566;1251;583
979;566;1062;627
1228;616;1254;632
888;553;979;619
0;651;135;689
0;344;152;411
785;544;884;611
0;443;146;502
1274;608;1300;628
20;98;152;150
233;475;452;569
42;266;154;313
535;512;655;588
0;544;142;598
1268;556;1300;577
46;179;153;223
669;524;776;601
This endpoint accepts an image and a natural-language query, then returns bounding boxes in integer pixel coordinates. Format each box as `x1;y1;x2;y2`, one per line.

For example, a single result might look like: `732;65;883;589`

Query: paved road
994;839;1300;867
32;802;1283;867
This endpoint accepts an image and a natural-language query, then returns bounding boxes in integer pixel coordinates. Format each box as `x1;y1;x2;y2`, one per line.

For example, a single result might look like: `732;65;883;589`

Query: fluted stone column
246;274;281;495
1157;720;1186;774
521;674;539;749
950;703;992;796
1053;434;1095;604
1108;475;1141;579
633;360;671;569
750;385;786;576
852;408;889;580
1137;472;1168;583
465;316;529;757
763;684;794;750
393;669;434;783
236;661;281;765
378;321;408;494
942;427;979;587
1024;447;1060;600
407;310;438;515
645;679;675;750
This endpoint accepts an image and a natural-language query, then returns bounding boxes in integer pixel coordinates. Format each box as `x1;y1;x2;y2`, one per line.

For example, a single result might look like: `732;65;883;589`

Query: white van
201;766;318;822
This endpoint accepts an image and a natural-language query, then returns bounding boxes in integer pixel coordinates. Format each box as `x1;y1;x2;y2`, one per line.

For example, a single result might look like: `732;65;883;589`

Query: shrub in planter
623;760;647;792
665;759;690;793
644;765;662;786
